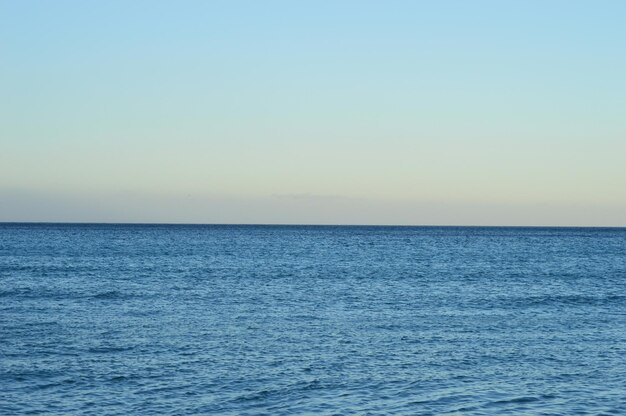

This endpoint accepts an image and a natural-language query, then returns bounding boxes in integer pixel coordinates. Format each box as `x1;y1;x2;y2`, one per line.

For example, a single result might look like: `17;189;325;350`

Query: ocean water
1;224;625;415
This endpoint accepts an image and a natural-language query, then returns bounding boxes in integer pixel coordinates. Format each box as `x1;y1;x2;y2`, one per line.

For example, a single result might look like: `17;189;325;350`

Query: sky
1;0;625;225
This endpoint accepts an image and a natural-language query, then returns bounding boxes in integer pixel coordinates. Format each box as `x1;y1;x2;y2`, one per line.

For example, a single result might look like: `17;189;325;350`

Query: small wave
503;294;626;308
490;395;540;405
91;291;125;300
229;379;323;404
23;321;59;327
481;393;556;409
0;287;76;300
0;287;34;298
88;346;134;353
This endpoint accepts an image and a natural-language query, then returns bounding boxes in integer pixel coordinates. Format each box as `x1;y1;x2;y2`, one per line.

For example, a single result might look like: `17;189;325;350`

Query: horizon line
1;221;625;229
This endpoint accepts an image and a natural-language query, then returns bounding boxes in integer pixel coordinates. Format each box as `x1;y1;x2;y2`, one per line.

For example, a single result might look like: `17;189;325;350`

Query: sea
1;223;625;415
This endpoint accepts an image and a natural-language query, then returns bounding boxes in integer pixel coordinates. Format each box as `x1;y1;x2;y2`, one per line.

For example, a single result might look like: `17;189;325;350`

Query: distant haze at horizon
1;1;625;226
2;189;624;226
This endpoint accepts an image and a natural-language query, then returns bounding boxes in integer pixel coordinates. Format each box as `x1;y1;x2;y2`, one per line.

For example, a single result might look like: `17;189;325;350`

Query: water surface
1;224;625;414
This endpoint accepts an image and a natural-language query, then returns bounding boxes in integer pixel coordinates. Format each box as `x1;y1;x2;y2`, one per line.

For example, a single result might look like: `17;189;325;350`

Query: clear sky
1;1;625;225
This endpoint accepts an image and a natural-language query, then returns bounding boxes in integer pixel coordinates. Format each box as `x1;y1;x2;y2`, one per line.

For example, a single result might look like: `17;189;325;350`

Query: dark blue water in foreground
1;224;625;415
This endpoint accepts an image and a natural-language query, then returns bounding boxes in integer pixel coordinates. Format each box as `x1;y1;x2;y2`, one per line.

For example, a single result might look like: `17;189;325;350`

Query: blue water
1;224;625;415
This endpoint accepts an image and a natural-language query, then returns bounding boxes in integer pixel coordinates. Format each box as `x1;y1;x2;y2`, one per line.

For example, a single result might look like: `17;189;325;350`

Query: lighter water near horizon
1;224;625;415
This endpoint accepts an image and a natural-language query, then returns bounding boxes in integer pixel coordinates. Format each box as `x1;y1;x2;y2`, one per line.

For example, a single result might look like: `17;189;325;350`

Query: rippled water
1;224;625;415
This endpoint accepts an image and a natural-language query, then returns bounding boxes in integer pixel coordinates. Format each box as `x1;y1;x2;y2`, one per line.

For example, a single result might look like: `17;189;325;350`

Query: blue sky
1;1;625;224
